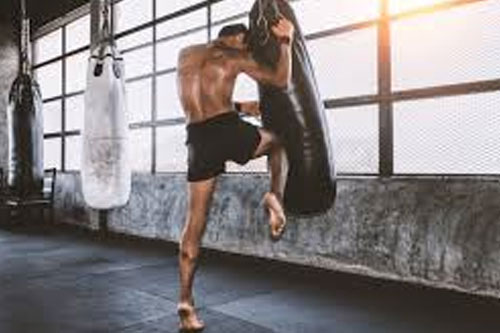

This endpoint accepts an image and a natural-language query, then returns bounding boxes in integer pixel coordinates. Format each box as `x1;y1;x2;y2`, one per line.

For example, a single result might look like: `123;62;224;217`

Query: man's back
177;43;240;124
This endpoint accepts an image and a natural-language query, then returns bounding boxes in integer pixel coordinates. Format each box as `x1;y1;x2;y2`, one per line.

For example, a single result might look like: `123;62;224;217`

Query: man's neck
212;38;241;52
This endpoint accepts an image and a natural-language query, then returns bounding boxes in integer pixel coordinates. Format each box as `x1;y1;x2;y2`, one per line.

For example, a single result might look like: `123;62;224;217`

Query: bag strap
98;0;115;59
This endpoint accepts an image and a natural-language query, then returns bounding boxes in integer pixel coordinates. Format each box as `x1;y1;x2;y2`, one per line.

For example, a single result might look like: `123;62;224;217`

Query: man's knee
179;241;199;262
256;129;281;156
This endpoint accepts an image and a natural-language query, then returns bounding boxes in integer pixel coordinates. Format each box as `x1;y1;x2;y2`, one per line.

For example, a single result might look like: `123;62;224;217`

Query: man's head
217;24;249;50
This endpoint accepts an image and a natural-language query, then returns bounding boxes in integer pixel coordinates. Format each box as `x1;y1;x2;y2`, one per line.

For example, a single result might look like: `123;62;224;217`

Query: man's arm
235;101;260;117
237;18;294;88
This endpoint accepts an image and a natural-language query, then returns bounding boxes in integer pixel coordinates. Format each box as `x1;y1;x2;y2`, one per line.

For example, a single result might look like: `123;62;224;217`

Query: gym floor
1;224;500;333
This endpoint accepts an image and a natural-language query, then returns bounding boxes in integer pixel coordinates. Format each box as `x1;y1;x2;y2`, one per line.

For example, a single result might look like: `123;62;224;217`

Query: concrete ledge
55;172;500;298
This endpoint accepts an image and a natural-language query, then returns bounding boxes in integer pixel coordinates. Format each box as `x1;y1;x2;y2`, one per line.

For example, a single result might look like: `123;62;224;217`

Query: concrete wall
55;172;500;299
0;23;18;173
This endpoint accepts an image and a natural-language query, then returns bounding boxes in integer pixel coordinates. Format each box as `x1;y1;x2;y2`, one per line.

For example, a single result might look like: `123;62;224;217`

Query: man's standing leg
178;177;216;331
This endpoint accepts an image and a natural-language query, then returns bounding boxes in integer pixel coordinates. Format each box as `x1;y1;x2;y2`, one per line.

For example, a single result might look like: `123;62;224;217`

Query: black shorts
186;112;261;182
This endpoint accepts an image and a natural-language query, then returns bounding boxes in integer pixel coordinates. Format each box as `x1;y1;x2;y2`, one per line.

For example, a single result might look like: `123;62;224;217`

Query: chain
20;0;31;74
101;0;110;41
256;0;270;45
255;0;284;46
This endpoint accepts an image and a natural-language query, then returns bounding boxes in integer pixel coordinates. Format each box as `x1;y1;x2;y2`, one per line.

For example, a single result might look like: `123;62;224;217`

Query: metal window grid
33;0;500;176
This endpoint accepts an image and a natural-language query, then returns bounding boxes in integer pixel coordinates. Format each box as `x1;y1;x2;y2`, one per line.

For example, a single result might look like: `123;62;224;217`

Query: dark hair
218;23;249;41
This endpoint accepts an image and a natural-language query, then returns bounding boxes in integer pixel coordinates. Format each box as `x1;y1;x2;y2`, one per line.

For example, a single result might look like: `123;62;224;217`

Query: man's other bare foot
263;192;287;241
178;303;204;332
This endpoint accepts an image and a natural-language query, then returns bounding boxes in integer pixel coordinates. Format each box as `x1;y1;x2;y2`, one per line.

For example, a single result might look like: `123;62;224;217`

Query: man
177;18;295;331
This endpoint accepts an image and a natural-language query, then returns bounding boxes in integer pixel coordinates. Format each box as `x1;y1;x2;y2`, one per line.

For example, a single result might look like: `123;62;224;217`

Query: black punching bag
7;2;44;196
249;0;336;215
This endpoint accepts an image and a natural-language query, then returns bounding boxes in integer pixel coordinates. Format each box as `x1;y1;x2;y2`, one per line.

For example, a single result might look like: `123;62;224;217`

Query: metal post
207;0;212;41
378;0;393;176
152;0;157;173
98;210;109;235
61;26;67;171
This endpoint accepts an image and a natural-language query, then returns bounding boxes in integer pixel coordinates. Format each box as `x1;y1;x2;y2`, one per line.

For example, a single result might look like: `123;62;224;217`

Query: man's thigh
187;178;217;217
224;118;263;164
252;128;277;159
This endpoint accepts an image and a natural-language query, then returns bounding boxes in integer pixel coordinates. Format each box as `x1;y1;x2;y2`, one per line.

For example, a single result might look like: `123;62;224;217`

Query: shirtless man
176;18;295;331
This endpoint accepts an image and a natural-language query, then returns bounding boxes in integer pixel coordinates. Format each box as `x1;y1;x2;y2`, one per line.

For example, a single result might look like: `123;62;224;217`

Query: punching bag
7;5;44;197
82;1;130;209
249;0;336;216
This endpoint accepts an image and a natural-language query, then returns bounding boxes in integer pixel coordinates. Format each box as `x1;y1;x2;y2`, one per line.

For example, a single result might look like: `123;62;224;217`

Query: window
65;51;88;94
35;61;62;99
65;135;82;171
34;14;90;172
34;29;62;64
308;27;378;99
115;0;153;33
65;95;85;132
156;0;201;17
123;46;154;79
156;125;187;172
291;0;378;34
211;0;252;23
394;92;500;174
127;79;152;123
43;100;62;134
389;0;500;175
156;8;207;39
328;105;379;174
43;138;62;170
65;15;90;52
116;28;153;52
156;73;183;120
392;0;500;90
34;0;500;176
389;0;450;14
232;74;258;102
129;128;152;171
156;30;207;71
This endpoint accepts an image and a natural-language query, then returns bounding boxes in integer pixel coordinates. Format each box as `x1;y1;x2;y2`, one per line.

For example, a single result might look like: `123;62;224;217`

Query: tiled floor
1;224;500;332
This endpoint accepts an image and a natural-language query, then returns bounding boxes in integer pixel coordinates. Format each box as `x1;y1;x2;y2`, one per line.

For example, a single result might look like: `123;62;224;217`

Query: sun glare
389;0;449;14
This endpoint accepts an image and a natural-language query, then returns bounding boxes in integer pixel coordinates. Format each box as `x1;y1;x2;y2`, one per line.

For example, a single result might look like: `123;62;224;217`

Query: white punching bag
82;1;130;209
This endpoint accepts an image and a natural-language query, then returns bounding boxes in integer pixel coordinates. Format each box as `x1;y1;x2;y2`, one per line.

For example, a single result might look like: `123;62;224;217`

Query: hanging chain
255;0;283;46
21;0;26;19
256;0;270;46
20;0;31;74
101;0;110;41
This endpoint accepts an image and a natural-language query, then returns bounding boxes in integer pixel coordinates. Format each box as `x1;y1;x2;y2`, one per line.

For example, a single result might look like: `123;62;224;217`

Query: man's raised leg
254;129;288;240
178;177;216;331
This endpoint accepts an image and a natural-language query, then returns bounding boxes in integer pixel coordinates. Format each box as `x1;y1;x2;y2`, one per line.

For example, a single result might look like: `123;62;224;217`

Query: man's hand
271;17;294;44
237;101;261;117
237;17;293;88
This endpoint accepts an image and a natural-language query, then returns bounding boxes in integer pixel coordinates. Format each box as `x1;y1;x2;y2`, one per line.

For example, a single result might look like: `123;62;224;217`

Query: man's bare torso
177;43;242;124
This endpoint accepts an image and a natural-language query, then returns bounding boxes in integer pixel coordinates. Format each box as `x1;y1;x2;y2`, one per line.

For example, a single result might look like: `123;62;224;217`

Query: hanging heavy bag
82;2;130;209
248;0;336;215
7;8;44;197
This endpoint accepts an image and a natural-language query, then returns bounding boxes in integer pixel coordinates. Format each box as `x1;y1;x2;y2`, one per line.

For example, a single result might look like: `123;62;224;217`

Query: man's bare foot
263;192;286;241
178;303;204;332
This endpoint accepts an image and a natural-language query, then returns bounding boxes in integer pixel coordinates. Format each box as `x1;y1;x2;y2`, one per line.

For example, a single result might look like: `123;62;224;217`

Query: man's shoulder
179;43;208;58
